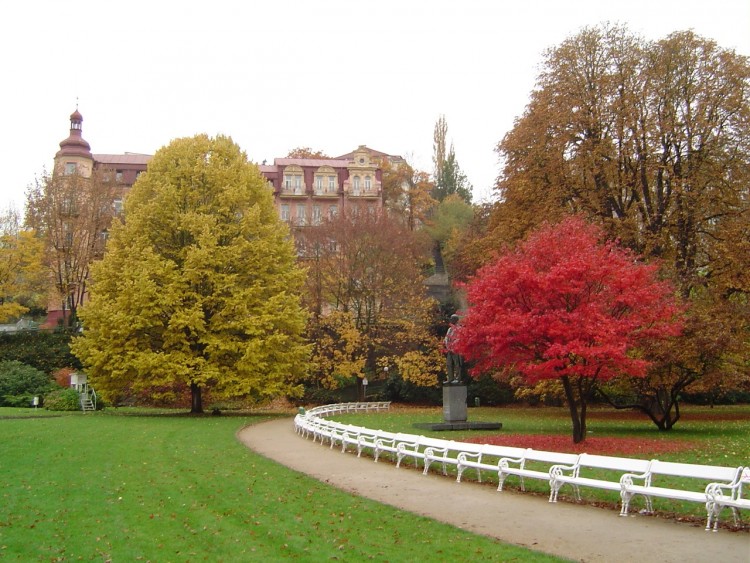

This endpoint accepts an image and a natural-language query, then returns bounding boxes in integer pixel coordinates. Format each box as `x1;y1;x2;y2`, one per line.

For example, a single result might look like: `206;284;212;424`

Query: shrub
0;332;80;374
0;360;54;407
44;388;81;411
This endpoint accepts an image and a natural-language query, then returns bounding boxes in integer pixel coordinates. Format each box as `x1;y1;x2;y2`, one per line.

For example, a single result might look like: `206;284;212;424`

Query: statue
444;314;463;384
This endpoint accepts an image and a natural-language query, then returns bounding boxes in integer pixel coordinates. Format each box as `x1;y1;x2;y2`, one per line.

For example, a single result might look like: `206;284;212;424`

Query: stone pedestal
442;384;467;423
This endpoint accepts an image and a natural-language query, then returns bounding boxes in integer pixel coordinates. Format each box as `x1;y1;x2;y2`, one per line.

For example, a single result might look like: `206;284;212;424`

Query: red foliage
455;216;683;383
466;433;695;456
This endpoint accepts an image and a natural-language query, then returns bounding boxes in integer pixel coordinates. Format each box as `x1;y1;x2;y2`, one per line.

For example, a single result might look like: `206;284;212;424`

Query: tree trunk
561;375;586;443
190;383;203;414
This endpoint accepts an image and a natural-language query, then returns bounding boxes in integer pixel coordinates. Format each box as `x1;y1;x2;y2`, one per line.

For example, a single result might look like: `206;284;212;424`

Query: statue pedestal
412;383;502;432
442;384;467;423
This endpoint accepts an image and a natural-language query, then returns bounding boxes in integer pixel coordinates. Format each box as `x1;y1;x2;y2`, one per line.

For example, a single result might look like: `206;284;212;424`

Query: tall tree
477;25;750;420
25;169;118;328
432;115;472;203
296;210;440;392
494;25;750;296
433;115;448;190
72;135;309;412
455;217;683;443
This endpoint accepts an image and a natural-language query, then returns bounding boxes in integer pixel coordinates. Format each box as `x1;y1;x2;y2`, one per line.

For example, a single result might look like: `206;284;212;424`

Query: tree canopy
455;217;683;442
72;135;309;412
26;169;118;328
467;24;750;426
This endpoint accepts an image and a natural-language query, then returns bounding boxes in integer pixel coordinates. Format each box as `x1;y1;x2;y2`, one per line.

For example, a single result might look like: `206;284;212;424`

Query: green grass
0;409;562;562
332;404;750;524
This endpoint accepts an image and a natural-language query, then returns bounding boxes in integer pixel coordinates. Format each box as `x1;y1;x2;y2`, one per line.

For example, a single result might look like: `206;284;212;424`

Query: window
294;175;302;193
296;204;306;226
115;170;123;183
353;176;360;194
113;198;123;215
315;176;323;192
284;175;292;189
280;204;290;221
328;176;336;192
64;162;76;175
328;204;338;219
365;175;371;190
61;196;76;215
312;205;321;225
62;223;73;248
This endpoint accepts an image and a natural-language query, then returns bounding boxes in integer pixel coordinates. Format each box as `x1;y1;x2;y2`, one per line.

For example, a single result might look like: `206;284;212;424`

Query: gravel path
237;417;749;563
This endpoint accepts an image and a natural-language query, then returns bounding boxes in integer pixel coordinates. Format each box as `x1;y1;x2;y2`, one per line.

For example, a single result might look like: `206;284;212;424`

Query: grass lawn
331;404;750;526
0;408;562;562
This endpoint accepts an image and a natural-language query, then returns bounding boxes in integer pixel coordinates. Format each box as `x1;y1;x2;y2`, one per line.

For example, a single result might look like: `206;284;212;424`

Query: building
55;110;395;226
43;110;151;328
259;145;393;228
44;109;399;326
54;109;151;192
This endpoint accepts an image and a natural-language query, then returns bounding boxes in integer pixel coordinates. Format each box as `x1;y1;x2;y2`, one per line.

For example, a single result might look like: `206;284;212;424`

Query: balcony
312;187;340;198
279;185;308;198
343;180;381;199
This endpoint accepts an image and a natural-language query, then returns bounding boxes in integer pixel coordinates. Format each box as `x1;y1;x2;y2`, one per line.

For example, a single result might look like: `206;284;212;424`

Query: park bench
338;425;381;454
421;441;486;478
619;460;744;524
395;435;454;471
498;449;581;492
705;466;750;531
456;444;528;484
548;453;652;503
374;432;419;463
356;429;397;459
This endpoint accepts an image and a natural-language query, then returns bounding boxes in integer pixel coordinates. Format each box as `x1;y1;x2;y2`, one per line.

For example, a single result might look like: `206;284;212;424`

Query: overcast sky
3;0;749;213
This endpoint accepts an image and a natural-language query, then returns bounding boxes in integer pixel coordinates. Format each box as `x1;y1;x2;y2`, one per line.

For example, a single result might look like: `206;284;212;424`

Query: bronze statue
444;314;463;384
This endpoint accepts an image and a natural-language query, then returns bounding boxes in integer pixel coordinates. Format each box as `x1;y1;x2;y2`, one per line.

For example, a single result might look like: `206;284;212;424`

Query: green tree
72;135;310;412
432;115;472;203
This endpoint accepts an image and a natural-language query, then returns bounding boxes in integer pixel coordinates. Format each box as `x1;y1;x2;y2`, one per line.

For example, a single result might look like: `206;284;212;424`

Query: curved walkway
237;417;749;563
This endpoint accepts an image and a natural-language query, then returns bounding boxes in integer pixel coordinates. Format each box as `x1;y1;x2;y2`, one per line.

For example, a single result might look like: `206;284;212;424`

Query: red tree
455;216;684;443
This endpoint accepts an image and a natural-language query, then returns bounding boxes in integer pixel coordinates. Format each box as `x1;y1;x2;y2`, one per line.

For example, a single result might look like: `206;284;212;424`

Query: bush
0;332;80;374
0;360;54;407
44;388;81;411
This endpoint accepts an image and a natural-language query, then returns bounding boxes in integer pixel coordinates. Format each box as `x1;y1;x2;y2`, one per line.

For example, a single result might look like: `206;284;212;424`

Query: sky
2;0;749;212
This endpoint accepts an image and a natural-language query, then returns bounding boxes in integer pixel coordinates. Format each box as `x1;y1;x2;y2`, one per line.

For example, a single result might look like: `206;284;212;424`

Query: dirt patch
465;433;697;455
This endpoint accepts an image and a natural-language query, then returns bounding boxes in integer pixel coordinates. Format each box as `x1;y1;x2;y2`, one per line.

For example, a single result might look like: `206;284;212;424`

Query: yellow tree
72;135;310;412
0;209;46;322
306;310;366;390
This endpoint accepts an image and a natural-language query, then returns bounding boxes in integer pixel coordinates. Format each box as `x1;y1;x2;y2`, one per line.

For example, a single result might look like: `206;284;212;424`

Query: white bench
706;466;750;531
498;449;581;492
374;432;418;463
549;453;652;503
456;444;528;484
354;429;398;459
619;460;744;524
396;436;454;472
421;441;488;478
